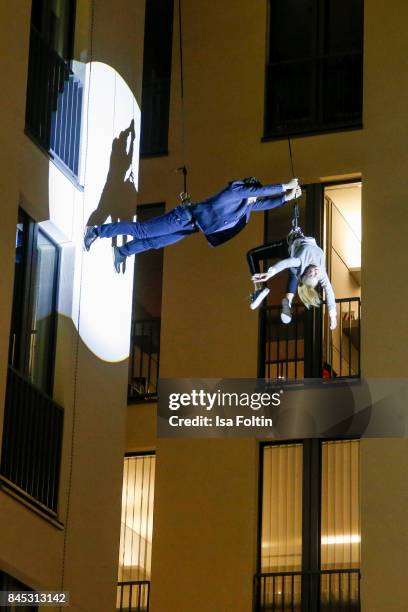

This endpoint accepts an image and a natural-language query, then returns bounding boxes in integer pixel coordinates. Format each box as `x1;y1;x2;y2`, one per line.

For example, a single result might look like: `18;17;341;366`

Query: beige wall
150;438;258;612
132;1;408;611
0;1;145;611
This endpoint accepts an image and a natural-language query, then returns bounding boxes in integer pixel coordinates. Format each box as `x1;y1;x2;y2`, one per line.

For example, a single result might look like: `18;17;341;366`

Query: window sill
140;151;169;159
127;395;158;405
24;128;84;192
0;476;64;530
262;122;363;142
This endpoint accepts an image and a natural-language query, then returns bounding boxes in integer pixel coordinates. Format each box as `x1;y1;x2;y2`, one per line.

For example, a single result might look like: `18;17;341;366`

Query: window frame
10;209;61;398
257;438;361;609
139;0;175;157
263;0;364;141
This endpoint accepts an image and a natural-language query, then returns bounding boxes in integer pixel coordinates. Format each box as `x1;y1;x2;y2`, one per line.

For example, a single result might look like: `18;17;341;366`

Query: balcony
117;580;150;612
128;318;160;403
0;366;64;515
254;569;360;611
25;25;83;178
260;297;361;379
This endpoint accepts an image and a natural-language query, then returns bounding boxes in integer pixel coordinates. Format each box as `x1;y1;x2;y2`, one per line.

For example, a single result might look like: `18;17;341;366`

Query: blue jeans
95;205;198;256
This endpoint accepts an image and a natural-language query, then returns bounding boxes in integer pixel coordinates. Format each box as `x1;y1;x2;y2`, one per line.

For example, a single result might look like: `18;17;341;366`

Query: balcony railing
128;318;160;402
260;297;361;379
254;569;360;611
0;366;64;514
117;581;150;612
25;25;83;177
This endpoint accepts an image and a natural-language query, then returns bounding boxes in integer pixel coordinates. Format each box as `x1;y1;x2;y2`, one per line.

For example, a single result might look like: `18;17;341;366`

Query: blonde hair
298;283;321;309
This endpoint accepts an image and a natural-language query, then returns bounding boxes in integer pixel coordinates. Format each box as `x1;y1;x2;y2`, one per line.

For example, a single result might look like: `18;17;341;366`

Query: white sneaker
280;298;292;324
250;287;270;310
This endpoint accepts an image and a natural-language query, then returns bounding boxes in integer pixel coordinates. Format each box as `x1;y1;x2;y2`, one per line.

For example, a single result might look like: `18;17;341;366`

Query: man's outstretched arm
230;177;298;199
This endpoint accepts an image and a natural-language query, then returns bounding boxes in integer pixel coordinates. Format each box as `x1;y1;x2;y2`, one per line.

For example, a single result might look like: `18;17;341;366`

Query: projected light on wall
47;61;141;362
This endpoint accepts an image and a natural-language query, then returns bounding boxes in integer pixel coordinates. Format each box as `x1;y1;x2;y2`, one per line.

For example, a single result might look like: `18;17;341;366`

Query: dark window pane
9;214;30;368
30;0;75;61
325;0;364;55
265;0;363;137
265;62;315;134
133;204;164;320
31;0;45;32
323;55;363;123
48;0;75;61
269;0;316;62
140;0;174;155
0;571;38;611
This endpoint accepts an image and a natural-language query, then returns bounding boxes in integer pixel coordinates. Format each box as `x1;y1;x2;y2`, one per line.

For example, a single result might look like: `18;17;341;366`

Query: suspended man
83;177;301;272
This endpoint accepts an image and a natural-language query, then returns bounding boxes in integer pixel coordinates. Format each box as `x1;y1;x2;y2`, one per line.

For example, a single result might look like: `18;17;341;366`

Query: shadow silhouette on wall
86;119;137;228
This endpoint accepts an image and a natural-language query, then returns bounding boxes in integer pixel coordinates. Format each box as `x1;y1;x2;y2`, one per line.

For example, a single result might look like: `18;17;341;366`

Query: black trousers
246;240;287;275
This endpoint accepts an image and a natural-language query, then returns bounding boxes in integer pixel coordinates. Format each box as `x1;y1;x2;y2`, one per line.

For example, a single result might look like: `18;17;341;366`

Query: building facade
130;1;408;611
0;1;145;610
1;1;408;612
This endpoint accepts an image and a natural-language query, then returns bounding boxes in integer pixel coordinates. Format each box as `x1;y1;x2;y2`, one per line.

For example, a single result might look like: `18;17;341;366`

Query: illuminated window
140;0;174;156
264;0;364;138
260;182;361;379
26;0;83;178
117;453;156;612
256;440;361;610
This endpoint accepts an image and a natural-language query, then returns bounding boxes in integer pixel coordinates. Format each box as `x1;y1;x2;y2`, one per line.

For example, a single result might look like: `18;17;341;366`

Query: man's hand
283;178;299;191
285;185;302;202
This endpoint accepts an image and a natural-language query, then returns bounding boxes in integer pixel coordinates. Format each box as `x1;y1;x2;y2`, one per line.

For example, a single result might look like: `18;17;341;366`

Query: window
260;182;361;379
140;0;174;156
10;210;60;396
0;570;38;611
128;204;164;402
264;0;364;138
26;0;83;178
1;210;63;515
117;453;156;612
31;0;75;61
256;439;360;611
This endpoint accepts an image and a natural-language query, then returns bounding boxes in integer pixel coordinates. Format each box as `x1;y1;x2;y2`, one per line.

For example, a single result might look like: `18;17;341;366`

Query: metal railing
260;297;361;379
0;366;64;514
128;318;160;402
254;569;360;611
323;298;361;378
117;581;150;612
261;302;306;379
25;25;83;177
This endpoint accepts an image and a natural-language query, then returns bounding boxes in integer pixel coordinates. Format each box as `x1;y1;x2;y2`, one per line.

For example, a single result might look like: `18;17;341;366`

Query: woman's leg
246;240;286;275
281;272;298;324
95;204;196;240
